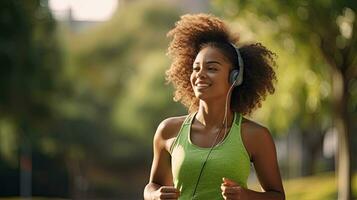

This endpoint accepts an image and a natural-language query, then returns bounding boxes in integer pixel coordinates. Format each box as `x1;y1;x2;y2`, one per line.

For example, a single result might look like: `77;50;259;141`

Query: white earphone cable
191;80;236;199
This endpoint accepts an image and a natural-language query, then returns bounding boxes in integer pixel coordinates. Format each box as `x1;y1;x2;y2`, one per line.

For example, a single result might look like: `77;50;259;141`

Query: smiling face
190;46;233;101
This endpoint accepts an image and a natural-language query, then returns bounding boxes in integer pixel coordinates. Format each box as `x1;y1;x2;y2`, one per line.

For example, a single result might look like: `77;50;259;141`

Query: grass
248;171;357;200
284;172;357;200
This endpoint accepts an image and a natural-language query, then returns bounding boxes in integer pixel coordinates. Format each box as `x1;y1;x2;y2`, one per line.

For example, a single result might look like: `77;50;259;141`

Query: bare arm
246;127;285;199
143;118;183;200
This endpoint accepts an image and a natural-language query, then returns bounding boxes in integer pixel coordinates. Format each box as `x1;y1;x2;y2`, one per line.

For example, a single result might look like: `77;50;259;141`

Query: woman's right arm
144;118;182;200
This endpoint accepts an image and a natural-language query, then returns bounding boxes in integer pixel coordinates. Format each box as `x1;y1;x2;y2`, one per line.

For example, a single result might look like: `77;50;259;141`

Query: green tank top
170;112;251;200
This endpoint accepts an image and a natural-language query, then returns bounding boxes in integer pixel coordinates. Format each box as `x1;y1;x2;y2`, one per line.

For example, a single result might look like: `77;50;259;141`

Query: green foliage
0;0;62;121
0;0;68;196
112;50;183;140
63;1;185;144
0;119;17;165
0;0;63;157
0;0;187;196
50;1;185;196
67;1;180;104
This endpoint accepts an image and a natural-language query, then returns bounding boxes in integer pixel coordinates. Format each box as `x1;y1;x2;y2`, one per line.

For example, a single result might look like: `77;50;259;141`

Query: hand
152;186;180;200
221;177;248;200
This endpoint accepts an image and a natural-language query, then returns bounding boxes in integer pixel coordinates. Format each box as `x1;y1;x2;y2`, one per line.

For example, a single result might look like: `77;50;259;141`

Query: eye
193;66;200;71
208;66;218;71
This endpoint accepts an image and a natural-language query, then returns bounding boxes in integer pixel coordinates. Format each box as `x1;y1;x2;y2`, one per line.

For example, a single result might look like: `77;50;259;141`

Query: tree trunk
65;156;89;200
332;67;352;200
19;122;32;199
301;129;324;176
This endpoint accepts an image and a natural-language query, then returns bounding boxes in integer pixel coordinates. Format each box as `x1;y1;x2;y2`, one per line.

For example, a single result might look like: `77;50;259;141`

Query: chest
190;124;232;148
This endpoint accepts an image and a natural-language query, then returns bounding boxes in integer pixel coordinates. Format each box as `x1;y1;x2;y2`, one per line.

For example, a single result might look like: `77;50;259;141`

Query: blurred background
0;0;356;199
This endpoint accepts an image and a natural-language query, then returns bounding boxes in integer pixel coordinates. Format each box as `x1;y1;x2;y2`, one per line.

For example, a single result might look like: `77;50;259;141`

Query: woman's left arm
245;126;285;199
221;126;285;200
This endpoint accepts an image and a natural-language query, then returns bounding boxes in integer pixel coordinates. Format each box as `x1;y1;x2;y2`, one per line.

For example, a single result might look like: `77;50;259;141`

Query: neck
195;98;234;128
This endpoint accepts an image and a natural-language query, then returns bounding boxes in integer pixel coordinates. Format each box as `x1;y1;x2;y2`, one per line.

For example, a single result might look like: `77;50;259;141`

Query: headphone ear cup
229;70;239;86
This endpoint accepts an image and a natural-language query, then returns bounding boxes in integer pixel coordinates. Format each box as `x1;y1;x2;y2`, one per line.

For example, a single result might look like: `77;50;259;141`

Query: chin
194;92;204;99
194;92;211;101
194;91;226;102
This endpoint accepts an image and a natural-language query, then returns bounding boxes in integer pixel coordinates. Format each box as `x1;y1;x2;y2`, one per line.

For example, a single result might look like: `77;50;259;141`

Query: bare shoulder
154;115;187;152
241;118;271;138
156;115;187;139
241;117;275;161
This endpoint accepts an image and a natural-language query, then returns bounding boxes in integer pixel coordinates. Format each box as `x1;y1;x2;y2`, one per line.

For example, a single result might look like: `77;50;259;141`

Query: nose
196;67;207;78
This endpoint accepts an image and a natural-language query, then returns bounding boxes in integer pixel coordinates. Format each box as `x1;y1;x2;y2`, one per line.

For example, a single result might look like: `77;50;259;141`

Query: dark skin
144;47;285;200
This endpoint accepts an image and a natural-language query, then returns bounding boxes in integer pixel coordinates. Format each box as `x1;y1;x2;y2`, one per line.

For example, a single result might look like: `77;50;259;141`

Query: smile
195;83;211;89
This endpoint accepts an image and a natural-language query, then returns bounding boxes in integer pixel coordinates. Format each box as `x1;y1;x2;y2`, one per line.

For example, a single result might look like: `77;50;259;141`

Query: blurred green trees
55;2;184;197
0;0;185;198
0;0;65;196
66;2;184;141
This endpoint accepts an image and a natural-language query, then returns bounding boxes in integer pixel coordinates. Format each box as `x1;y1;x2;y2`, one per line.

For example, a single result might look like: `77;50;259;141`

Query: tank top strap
232;112;251;162
183;112;196;125
169;112;196;154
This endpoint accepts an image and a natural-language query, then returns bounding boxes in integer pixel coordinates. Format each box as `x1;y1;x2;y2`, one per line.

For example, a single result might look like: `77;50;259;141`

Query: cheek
190;73;196;85
212;73;230;89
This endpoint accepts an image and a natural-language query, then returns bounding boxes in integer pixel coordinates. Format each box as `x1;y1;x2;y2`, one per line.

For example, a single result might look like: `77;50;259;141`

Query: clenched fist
221;177;248;200
152;186;180;200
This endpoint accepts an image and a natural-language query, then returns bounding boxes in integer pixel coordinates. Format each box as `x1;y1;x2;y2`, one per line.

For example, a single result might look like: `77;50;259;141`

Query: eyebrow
193;60;222;65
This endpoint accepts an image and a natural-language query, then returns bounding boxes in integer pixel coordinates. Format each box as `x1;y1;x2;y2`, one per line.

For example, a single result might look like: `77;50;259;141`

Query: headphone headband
229;43;244;86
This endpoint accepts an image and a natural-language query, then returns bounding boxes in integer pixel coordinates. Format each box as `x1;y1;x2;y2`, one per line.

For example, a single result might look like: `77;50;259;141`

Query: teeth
196;83;210;87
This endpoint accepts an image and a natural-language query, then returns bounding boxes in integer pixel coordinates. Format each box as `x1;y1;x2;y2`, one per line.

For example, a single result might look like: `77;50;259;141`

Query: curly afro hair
166;13;277;115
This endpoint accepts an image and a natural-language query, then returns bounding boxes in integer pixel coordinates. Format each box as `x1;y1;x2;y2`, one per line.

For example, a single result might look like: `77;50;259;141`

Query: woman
144;13;285;200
